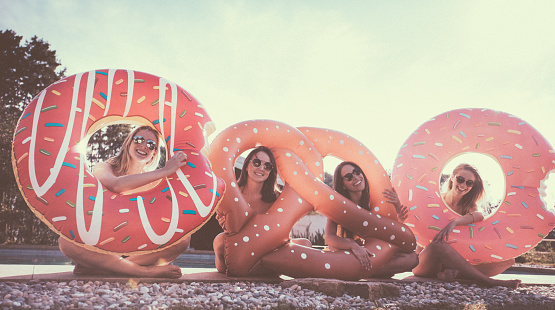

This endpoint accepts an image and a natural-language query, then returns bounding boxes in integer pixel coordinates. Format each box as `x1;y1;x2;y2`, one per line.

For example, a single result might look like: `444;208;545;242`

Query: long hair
106;125;161;176
333;161;371;239
447;163;484;215
237;146;279;203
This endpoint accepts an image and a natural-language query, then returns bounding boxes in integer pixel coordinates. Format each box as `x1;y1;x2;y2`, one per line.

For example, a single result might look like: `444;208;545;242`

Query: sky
2;0;554;204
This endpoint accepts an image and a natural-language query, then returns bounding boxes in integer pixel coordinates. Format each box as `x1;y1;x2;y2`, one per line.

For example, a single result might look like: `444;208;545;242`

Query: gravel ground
1;280;554;309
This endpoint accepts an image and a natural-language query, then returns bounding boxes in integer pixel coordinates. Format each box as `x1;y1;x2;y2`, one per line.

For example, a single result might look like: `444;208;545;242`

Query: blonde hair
106;126;161;176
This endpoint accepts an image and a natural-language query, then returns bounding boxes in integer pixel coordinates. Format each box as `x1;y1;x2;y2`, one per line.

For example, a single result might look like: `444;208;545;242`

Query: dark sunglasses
251;158;273;171
455;175;474;187
133;135;157;151
343;167;362;182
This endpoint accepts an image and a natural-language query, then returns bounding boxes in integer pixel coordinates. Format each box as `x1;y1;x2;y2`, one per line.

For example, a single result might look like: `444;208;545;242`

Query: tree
0;29;66;244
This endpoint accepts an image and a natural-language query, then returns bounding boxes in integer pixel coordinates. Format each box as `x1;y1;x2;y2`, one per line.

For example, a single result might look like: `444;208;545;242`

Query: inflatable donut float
11;69;225;255
392;108;555;264
209;120;415;279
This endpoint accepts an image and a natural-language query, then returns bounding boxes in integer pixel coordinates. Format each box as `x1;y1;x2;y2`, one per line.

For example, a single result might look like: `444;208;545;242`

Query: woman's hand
325;220;373;270
396;204;409;222
383;188;408;222
162;151;188;175
350;243;373;271
433;220;457;243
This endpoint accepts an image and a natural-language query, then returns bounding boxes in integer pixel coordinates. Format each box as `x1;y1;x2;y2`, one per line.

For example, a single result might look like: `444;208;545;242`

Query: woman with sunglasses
58;125;190;278
325;161;418;277
213;146;312;274
411;163;521;288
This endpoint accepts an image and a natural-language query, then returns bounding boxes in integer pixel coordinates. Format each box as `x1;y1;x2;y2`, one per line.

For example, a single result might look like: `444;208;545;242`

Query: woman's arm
93;152;188;194
433;207;484;243
324;219;373;270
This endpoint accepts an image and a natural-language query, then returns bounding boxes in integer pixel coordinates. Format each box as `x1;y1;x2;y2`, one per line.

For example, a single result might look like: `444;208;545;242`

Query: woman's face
129;129;158;164
450;169;475;197
246;151;273;183
340;164;365;194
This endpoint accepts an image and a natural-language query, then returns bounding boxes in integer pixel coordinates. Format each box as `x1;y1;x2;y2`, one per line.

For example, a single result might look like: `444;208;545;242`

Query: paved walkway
1;264;553;286
0;246;553;285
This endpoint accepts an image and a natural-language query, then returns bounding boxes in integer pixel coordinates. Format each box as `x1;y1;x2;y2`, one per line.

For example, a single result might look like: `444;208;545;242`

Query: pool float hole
80;119;169;194
540;170;555;213
439;152;506;219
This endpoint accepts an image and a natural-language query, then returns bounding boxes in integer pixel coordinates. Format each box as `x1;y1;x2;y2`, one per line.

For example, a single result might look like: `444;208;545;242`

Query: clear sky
2;0;554;178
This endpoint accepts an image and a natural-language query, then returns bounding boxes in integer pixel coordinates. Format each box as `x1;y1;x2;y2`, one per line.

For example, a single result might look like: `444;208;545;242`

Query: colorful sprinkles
392;108;555;264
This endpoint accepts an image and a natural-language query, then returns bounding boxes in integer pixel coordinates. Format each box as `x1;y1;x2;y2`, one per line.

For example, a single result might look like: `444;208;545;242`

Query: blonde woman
411;163;521;288
58;126;190;278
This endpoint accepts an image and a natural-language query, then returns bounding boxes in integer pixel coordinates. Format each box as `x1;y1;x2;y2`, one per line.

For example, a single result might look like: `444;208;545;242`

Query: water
0;247;216;268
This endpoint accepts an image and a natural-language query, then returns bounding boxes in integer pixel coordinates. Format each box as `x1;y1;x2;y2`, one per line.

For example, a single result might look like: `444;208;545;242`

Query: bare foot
489;278;521;289
436;268;459;282
145;264;182;279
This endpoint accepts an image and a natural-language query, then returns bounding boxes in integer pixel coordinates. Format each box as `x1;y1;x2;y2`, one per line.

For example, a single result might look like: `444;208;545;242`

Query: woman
411;163;521;288
326;161;417;276
213;146;311;273
58;125;190;278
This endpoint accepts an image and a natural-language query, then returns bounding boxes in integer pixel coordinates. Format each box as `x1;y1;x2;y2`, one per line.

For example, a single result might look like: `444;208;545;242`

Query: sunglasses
133;135;157;151
251;158;273;171
343;167;362;182
455;175;474;187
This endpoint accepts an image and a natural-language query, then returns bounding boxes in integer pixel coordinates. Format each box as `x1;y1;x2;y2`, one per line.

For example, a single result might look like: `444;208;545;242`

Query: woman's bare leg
58;237;182;278
412;242;445;278
127;237;190;266
213;233;226;273
371;247;419;277
474;258;515;277
413;241;520;289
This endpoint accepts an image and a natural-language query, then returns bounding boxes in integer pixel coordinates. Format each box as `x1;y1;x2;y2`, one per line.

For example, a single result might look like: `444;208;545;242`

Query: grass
291;225;326;246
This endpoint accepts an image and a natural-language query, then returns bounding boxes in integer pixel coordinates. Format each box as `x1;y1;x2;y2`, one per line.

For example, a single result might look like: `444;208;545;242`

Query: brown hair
237;146;279;203
333;161;371;239
106;125;161;176
447;163;484;215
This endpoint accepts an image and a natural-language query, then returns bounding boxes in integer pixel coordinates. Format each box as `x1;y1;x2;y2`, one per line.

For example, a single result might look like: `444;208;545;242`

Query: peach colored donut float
11;69;225;255
392;108;555;264
209;120;416;279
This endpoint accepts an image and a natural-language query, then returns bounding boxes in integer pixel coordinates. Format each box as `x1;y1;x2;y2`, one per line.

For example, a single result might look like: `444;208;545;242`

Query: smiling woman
58;125;192;277
213;146;312;274
392;108;555;289
439;153;505;217
11;69;225;278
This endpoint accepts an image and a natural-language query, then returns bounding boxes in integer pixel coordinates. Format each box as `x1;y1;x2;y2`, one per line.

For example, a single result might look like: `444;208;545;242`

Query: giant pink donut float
392;108;555;263
11;69;225;255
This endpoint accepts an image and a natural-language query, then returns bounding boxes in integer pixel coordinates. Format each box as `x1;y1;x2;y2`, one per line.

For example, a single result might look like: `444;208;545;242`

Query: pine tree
0;29;65;244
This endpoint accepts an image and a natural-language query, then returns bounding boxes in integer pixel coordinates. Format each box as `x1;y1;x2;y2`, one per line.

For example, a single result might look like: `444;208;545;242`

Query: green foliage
0;29;66;113
86;124;134;169
323;171;333;188
516;241;555;266
291;224;326;246
86;123;167;171
0;29;65;244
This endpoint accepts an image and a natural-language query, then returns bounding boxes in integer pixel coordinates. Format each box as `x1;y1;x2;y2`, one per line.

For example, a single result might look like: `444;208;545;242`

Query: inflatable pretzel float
209;120;416;279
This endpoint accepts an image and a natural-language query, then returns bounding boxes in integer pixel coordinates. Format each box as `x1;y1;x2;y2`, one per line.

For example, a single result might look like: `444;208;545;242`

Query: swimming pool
0;247;216;268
